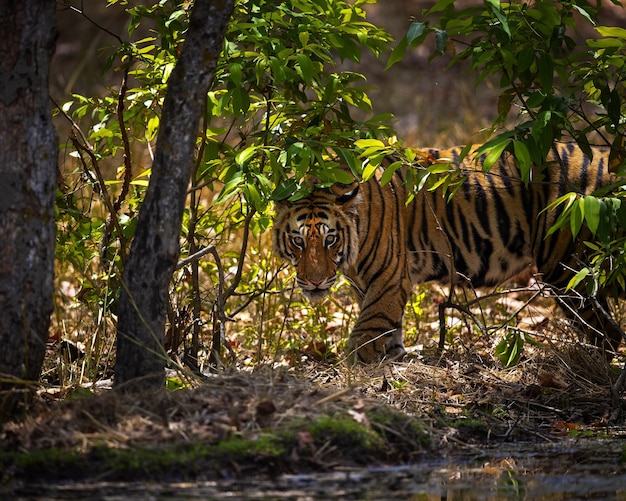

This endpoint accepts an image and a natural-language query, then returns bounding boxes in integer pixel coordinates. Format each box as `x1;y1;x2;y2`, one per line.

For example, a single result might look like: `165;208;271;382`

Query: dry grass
4;281;626;487
3;331;623;455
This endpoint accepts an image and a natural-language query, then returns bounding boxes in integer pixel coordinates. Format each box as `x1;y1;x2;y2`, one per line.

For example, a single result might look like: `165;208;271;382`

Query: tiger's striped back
407;143;611;288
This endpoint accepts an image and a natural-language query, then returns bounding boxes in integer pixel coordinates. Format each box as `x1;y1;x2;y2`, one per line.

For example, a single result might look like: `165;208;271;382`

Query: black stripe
491;186;510;244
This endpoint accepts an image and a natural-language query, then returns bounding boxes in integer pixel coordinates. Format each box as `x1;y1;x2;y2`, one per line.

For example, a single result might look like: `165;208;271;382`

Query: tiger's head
272;185;360;302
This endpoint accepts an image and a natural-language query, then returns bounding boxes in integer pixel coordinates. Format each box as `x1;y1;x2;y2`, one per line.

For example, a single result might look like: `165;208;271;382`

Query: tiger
272;142;624;363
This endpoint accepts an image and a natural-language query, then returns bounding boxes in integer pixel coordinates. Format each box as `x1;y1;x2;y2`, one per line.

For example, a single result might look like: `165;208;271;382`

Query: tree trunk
114;0;235;390
0;1;57;401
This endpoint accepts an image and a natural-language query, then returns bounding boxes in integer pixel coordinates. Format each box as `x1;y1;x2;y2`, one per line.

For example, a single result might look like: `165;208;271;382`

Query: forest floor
2;327;626;497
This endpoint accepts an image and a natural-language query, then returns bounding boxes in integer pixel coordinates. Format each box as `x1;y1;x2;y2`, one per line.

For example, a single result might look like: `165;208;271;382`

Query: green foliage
394;0;625;151
53;0;395;382
208;0;394;205
354;137;472;203
392;0;626;177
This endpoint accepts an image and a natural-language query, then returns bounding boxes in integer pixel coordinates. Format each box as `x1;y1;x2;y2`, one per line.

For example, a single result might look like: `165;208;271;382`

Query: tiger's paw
383;343;406;361
346;334;384;363
346;333;405;364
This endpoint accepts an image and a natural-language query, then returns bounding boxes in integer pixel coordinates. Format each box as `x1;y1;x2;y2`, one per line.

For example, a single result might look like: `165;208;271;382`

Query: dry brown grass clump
4;334;624;455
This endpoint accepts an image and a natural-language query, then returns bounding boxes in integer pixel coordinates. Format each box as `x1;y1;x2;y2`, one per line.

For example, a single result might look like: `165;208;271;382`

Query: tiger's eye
290;235;305;249
325;234;337;247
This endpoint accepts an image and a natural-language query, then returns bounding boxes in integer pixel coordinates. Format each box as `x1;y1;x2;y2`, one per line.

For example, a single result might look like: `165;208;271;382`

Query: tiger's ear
335;184;359;206
272;199;291;214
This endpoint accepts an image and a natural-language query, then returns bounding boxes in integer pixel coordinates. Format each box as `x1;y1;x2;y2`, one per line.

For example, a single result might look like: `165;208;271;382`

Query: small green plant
404;289;427;347
495;329;525;368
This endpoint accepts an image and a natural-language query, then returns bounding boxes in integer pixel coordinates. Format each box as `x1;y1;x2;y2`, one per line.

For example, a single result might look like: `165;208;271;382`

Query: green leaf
128;177;149;187
215;173;243;204
298;30;309;46
513;140;531;184
427;0;456;14
537;51;553;90
516;46;535;73
355;138;385;149
481;139;510;172
355;139;389;159
146;116;159;140
586;38;625;49
336;148;359;177
525;90;546;108
458;143;473;163
570;197;584;238
296;53;314;85
495;332;524;368
231;86;250;115
572;5;595;25
583;195;601;235
567;267;590;290
537;110;552;128
434;29;448;54
595;26;626;39
329;168;357;185
271;179;298;201
406;22;426;45
243;182;262;211
490;4;511;39
385;36;408;69
229;63;243;85
362;161;378;182
606;88;621;126
544;194;576;236
380;160;403;185
166;377;187;391
235;145;258;167
426;162;454;174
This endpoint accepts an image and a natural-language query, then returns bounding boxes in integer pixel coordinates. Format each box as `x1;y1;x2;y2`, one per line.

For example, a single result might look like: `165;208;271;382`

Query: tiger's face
273;189;360;301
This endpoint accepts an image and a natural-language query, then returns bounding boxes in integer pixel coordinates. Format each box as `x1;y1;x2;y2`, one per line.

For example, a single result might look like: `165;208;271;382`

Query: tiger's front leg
346;276;411;363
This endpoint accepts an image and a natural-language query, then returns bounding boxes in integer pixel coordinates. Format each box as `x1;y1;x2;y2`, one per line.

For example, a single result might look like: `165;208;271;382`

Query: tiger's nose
309;278;324;287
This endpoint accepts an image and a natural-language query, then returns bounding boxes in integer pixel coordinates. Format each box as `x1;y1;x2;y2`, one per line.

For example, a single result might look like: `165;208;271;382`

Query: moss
1;411;433;484
447;416;490;441
447;417;487;429
368;407;432;456
1;448;89;482
307;415;385;459
1;433;290;484
209;433;286;461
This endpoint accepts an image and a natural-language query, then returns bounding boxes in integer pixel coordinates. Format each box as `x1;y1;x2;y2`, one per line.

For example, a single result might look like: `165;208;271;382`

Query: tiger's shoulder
411;142;612;168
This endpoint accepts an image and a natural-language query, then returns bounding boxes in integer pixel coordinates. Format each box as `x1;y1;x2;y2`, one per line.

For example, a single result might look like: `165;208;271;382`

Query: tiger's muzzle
297;274;337;302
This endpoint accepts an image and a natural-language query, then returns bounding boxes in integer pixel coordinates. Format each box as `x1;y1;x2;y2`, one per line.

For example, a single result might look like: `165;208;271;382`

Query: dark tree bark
114;0;235;390
0;0;57;402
